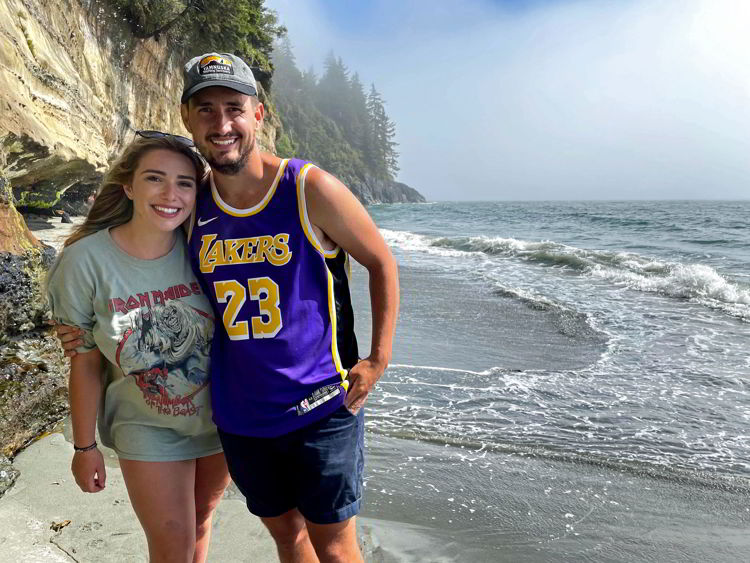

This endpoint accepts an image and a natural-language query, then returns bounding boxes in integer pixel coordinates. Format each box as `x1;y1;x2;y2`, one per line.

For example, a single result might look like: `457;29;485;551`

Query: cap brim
181;81;257;104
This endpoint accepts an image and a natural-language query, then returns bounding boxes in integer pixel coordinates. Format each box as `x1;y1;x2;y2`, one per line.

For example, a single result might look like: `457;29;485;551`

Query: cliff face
0;0;279;218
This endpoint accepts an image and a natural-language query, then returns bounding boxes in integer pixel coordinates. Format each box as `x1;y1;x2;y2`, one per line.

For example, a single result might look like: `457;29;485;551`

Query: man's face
181;87;263;175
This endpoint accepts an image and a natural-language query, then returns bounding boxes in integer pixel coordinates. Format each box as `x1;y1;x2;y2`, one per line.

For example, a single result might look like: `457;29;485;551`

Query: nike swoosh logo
197;217;218;227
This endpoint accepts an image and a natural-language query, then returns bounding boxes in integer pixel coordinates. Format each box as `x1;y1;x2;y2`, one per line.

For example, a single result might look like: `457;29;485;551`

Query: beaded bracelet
73;441;97;452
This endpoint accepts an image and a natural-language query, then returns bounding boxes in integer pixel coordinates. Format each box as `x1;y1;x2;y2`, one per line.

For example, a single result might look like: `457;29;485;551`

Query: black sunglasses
135;129;195;148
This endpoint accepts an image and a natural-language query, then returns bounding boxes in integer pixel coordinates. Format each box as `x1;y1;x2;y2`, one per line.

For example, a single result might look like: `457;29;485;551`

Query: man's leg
261;508;319;563
298;406;365;562
306;516;363;563
218;428;318;561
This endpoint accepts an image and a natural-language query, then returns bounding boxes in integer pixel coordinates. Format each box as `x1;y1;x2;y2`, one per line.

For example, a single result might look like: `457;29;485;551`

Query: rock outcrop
352;175;426;204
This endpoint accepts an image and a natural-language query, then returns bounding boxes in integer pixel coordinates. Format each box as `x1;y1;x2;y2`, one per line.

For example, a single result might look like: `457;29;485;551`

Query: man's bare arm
304;167;400;413
52;322;85;358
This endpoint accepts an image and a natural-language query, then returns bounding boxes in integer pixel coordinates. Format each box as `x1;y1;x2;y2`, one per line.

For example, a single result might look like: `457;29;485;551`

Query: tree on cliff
271;42;401;184
110;0;285;78
366;85;400;178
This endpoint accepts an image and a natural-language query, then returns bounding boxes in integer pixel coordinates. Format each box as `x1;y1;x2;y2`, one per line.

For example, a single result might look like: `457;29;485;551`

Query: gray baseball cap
181;53;257;103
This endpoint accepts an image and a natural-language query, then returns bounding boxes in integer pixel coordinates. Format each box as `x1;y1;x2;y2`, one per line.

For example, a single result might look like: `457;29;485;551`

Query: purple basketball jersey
188;159;358;437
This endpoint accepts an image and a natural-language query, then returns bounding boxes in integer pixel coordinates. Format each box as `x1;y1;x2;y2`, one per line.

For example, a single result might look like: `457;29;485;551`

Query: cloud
266;0;750;200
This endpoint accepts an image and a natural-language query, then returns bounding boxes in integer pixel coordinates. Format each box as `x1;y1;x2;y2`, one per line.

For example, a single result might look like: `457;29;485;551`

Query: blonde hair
65;136;208;247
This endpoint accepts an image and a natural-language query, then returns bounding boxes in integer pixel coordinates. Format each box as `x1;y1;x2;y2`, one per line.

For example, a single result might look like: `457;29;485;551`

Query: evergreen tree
348;72;371;154
316;52;350;125
367;84;399;178
270;42;401;185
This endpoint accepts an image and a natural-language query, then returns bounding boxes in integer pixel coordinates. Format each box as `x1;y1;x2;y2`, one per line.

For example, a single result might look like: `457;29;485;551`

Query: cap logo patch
199;55;233;76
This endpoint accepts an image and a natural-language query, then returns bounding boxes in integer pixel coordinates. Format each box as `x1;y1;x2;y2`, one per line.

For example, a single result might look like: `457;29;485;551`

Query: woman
47;132;230;563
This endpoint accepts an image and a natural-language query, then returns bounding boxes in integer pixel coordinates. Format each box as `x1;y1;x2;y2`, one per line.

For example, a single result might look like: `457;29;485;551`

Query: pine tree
348;72;371;154
316;52;350;125
269;42;401;185
367;84;399;178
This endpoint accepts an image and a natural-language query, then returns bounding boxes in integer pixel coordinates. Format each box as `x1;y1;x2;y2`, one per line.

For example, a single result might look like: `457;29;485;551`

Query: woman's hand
71;448;106;492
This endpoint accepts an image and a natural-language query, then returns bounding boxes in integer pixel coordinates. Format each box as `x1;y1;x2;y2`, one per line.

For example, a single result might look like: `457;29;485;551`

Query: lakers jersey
188;159;359;437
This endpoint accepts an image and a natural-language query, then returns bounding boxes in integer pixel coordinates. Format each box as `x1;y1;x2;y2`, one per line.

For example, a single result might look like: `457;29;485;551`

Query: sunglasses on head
135;129;195;148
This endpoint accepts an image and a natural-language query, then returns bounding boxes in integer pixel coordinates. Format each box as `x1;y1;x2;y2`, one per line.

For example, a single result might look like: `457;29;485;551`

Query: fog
265;0;750;201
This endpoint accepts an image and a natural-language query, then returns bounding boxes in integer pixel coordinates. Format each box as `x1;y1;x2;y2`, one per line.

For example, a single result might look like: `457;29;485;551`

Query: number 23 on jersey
214;278;282;339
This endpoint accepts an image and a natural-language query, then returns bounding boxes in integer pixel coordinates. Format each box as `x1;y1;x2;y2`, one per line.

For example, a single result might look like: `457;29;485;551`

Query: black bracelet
73;441;97;452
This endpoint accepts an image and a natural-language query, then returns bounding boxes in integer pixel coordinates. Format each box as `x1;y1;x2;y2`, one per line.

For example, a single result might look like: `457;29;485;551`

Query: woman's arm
69;349;107;492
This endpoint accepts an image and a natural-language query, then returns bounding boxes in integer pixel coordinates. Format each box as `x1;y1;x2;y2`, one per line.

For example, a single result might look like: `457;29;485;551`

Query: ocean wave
382;229;750;321
590;263;750;321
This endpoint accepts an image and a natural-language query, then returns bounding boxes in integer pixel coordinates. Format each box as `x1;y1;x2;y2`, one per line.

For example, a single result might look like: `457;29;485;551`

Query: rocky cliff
352;175;426;205
0;0;280;219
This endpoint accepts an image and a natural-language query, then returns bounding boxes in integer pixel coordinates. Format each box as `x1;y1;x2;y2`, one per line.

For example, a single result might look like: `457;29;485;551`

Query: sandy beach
1;215;389;563
0;427;280;562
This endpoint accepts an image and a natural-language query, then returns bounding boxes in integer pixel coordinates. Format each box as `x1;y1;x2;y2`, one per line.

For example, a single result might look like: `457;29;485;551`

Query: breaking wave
381;229;750;321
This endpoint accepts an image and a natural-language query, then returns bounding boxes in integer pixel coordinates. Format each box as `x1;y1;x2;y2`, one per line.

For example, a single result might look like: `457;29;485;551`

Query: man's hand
52;323;84;358
344;356;387;414
71;448;106;493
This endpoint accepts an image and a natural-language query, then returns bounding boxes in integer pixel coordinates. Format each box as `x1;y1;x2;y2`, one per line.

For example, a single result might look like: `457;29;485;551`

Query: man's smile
209;136;240;147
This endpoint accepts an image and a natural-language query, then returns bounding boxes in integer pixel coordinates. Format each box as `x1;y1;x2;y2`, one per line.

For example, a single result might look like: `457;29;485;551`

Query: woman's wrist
73;440;97;452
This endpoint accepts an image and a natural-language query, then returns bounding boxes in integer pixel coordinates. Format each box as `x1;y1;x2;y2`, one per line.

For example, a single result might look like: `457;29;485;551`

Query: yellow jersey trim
295;163;346;380
326;266;347;380
295;163;340;259
211;159;289;217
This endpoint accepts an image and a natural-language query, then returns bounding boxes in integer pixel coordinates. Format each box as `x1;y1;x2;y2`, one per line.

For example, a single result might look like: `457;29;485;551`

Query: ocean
351;200;750;562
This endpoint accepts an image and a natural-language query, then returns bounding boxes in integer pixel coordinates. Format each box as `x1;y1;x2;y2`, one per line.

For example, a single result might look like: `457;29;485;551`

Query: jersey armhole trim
296;163;340;259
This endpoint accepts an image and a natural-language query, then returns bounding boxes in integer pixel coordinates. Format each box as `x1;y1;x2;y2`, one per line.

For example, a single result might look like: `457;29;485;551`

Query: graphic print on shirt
114;300;214;417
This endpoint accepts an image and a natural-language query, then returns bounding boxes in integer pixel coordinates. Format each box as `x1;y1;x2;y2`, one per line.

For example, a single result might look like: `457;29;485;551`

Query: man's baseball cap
181;52;257;103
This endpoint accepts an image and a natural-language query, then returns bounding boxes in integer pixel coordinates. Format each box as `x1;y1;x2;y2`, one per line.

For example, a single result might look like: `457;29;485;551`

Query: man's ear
255;102;265;127
180;103;192;133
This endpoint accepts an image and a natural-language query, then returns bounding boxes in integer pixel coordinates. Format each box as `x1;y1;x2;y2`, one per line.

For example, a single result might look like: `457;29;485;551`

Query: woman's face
125;149;198;234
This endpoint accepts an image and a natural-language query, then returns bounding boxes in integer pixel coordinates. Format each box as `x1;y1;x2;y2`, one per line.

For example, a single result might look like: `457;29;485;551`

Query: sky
264;0;750;201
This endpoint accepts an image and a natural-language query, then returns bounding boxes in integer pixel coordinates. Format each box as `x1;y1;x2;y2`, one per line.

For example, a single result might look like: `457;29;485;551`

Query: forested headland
108;0;425;202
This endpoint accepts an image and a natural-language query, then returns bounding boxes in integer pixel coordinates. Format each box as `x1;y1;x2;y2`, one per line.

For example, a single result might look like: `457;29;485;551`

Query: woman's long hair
64;136;208;247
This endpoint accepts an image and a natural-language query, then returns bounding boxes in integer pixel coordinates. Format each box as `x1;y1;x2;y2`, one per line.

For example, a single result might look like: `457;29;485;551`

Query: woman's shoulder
49;229;112;281
59;229;112;260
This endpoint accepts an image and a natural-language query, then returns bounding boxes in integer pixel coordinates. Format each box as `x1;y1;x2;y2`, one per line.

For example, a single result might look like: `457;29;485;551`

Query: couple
47;52;399;563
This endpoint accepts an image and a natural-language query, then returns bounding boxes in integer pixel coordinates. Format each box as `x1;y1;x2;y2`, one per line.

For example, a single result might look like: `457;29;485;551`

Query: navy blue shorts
218;405;365;525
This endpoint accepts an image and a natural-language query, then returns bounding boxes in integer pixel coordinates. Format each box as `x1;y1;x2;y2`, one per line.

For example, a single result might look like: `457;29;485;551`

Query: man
59;52;399;563
182;51;401;563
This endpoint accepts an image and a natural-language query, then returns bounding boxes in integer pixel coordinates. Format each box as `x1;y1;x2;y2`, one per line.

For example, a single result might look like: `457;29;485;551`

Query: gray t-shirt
47;228;221;461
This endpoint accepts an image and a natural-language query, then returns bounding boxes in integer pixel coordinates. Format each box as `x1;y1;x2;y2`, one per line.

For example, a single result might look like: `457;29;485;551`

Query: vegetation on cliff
108;0;285;80
271;38;410;198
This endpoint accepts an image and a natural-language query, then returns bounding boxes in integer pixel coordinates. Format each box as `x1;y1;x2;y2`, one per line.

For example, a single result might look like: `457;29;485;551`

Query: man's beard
203;137;255;176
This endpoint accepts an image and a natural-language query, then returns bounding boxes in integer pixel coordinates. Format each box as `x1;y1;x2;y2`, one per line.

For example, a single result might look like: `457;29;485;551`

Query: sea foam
381;229;750;321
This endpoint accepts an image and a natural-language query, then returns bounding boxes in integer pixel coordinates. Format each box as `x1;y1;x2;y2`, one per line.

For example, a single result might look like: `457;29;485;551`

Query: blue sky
265;0;750;201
